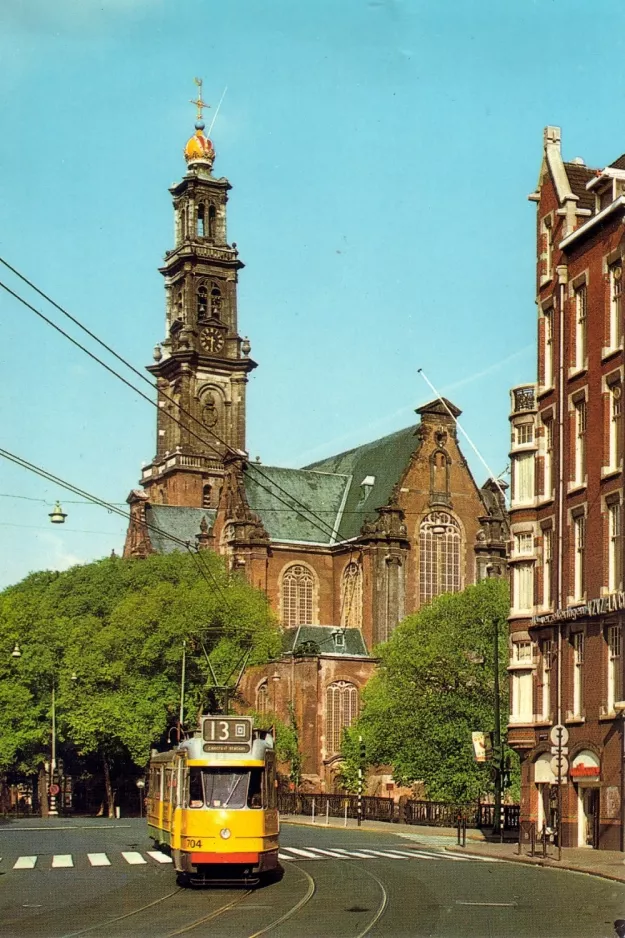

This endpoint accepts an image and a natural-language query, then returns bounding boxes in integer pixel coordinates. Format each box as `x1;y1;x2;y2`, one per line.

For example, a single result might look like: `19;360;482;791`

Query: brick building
508;126;625;850
124;100;508;789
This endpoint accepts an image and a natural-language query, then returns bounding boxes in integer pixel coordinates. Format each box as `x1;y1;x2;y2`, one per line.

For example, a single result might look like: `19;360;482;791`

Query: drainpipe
556;264;568;857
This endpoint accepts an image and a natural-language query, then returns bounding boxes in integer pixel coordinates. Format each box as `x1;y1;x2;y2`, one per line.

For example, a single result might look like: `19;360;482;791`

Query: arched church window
281;564;315;627
197;203;206;237
256;681;269;716
197;285;208;319
341;562;362;629
208;204;216;241
326;681;359;756
210;283;222;318
181;206;187;239
419;511;462;605
202;484;212;509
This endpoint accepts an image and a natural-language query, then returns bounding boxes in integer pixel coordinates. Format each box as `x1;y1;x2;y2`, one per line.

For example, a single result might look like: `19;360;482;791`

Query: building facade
124;98;509;789
508;126;625;850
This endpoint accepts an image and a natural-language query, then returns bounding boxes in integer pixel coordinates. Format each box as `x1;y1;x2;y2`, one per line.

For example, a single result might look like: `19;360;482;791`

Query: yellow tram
147;715;279;886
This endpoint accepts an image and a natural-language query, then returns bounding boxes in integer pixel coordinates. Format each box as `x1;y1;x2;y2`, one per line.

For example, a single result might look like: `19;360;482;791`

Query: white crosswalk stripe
305;848;349;858
282;847;322;859
277;846;500;863
88;853;111;867
52;855;73;868
147;851;173;864
121;851;147;865
13;856;37;870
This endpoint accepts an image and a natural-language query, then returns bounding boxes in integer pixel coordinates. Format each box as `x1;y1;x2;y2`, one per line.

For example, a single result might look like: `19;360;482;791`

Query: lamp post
492;614;503;840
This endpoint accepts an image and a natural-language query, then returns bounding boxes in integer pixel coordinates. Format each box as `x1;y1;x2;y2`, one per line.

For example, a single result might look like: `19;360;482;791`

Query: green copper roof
145;505;216;554
244;465;350;545
282;626;369;657
304;425;419;540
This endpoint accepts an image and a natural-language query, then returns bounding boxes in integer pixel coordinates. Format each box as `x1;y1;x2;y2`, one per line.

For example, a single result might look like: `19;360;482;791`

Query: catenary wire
0;446;233;609
0;261;356;544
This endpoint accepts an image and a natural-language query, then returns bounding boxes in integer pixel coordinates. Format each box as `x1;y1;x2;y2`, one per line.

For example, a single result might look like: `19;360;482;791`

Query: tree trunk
102;752;115;819
38;765;49;818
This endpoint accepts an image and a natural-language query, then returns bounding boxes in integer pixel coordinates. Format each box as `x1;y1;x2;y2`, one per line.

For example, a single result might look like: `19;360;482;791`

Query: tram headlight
220;828;231;840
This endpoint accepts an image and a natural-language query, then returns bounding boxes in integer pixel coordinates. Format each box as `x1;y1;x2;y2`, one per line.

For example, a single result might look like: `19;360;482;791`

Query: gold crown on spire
184;77;215;168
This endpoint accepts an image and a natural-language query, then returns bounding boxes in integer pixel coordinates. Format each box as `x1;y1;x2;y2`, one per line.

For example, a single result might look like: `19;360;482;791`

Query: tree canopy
0;552;281;812
341;578;515;802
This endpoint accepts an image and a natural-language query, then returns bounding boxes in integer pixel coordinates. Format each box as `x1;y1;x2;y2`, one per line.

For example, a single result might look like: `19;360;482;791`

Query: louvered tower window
419;512;461;604
281;564;315;627
326;681;359;755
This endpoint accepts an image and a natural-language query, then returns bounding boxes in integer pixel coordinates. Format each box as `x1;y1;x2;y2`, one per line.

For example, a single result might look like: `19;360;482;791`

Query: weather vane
190;77;210;121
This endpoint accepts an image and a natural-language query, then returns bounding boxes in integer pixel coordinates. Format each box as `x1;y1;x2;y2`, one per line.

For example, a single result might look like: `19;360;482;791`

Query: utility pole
492;616;503;840
357;735;365;828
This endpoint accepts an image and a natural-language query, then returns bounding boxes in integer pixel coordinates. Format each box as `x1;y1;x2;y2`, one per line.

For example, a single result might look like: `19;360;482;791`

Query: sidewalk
281;814;625;884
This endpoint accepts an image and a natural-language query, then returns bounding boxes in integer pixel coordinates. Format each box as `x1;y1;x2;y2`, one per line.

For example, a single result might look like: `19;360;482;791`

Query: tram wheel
176;872;191;888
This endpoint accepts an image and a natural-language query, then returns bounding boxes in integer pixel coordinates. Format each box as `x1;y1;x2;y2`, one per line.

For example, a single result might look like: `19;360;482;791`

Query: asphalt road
0;817;624;937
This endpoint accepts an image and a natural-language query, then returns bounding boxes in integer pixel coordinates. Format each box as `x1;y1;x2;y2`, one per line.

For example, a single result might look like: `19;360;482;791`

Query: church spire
184;77;215;170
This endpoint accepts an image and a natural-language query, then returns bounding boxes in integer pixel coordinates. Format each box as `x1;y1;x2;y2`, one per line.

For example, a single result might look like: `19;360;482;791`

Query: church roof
144;504;217;554
244;465;350;545
302;424;419;541
282;626;370;657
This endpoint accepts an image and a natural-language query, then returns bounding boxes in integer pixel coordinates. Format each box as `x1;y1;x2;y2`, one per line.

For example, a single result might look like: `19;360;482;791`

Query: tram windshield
189;768;262;809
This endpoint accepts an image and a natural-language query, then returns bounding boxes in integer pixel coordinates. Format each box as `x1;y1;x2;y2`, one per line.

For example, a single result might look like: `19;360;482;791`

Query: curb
445;845;625;884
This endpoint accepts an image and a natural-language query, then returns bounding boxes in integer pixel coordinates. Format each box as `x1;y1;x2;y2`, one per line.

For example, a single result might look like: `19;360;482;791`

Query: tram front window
188;768;265;808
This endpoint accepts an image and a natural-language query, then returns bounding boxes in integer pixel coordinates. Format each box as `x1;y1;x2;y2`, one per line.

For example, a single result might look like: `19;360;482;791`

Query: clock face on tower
199;326;225;354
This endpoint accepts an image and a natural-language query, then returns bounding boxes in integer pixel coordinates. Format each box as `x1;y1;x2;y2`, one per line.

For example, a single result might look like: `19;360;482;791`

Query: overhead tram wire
0;262;348;545
0;446;232;609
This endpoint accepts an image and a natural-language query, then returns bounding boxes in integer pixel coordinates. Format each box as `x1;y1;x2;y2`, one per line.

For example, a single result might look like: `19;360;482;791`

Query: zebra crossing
277;845;499;863
4;850;172;871
2;845;500;872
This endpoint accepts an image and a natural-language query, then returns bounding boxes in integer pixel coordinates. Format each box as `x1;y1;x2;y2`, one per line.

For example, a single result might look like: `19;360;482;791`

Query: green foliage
0;553;281;785
341;578;518;802
247;703;302;786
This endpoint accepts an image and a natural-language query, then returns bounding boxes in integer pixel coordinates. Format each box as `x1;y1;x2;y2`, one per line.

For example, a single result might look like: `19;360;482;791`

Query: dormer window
360;475;375;501
332;629;346;650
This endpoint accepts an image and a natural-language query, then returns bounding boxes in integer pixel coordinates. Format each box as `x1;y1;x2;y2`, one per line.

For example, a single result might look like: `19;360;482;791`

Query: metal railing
278;793;519;830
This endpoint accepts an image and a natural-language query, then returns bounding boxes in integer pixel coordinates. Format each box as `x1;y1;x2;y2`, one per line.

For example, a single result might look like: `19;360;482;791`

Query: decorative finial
190;77;210;123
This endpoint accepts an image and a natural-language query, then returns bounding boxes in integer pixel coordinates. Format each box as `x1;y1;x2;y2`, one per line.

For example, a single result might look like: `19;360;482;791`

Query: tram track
59;888;183;938
246;863;316;938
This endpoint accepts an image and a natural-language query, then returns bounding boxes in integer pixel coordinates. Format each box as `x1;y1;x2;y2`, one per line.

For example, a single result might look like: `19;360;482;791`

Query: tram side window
189;769;204;808
152;767;162;802
164;768;173;805
248;769;263;808
263;753;277;809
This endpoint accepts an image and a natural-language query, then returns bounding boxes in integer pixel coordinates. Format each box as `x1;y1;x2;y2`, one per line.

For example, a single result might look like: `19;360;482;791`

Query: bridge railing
277;792;519;830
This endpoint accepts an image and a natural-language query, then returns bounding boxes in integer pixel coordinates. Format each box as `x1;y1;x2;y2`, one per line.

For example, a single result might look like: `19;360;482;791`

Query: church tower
141;81;256;510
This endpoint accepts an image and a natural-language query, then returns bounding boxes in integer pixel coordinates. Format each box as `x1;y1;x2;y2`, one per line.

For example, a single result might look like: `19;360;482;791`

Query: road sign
550;724;569;747
49;783;60;796
550;754;569;777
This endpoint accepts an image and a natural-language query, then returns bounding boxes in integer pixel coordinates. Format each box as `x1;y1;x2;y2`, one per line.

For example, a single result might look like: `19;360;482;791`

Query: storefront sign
533;591;625;625
570;750;600;781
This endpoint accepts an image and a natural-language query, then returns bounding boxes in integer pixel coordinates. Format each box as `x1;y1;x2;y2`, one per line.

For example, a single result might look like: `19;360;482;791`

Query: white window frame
513;562;534;612
514;532;533;556
512;452;535;505
608;500;622;593
574;399;587;486
543;309;554;388
543;419;553;498
510;641;535;724
609;263;622;351
609;383;623;471
574;284;587;371
572;632;584;718
607;625;622;712
539;639;552;720
542;528;553;609
573;514;586;602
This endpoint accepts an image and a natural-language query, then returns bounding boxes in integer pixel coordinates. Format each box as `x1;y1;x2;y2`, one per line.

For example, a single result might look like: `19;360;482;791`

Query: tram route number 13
202;716;252;744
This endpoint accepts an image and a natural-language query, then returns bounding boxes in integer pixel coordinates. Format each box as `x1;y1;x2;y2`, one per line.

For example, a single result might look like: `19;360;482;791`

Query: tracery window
419;511;461;604
210;283;222;318
256;681;269;716
341;562;362;629
281;564;315;627
197;203;206;237
326;681;359;755
202;484;212;509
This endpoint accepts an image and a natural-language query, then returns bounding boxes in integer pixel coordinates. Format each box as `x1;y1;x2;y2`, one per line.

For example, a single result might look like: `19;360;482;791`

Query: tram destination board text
202;716;253;750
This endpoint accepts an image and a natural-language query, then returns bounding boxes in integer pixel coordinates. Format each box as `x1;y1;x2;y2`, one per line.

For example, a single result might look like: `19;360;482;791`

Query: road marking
13;856;37;870
330;848;382;859
305;848;348;858
281;847;322;859
121;851;147;865
52;855;73;868
356;849;420;859
88;853;111;866
147;851;173;864
278;852;293;861
456;901;517;907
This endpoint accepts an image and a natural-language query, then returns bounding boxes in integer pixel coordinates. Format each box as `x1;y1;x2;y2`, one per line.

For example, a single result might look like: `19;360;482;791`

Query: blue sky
1;0;624;588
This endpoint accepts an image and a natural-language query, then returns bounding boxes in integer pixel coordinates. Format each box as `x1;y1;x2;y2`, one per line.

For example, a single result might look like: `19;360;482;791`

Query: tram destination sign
202;716;253;753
